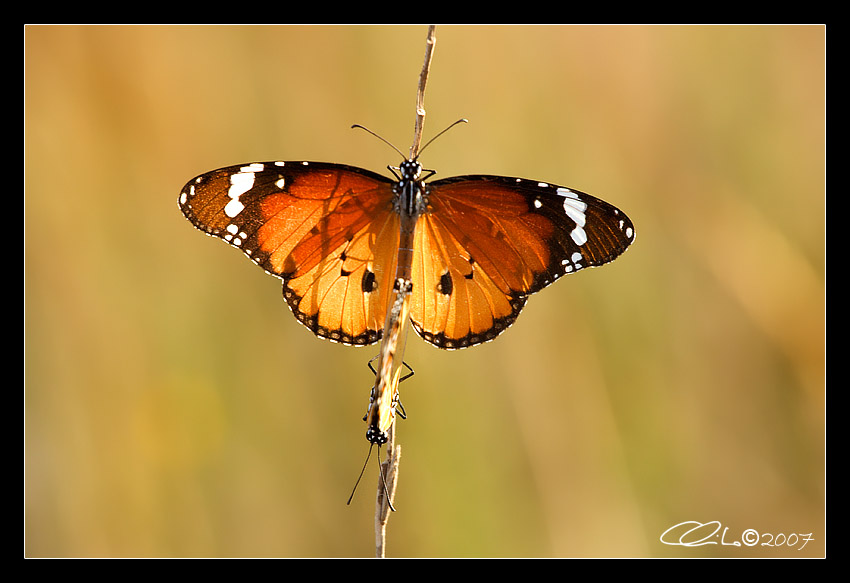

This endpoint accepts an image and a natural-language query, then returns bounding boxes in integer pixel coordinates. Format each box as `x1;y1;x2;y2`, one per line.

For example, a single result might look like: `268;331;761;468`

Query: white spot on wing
562;198;586;227
570;225;587;246
229;172;254;198
224;198;245;218
225;171;255;218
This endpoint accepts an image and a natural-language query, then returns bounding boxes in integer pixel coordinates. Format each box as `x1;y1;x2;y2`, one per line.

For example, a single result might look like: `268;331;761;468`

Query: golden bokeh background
24;25;825;558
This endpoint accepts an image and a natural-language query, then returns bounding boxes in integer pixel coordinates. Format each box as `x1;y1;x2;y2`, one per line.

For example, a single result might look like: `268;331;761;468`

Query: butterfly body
365;278;414;445
387;160;428;283
179;156;635;350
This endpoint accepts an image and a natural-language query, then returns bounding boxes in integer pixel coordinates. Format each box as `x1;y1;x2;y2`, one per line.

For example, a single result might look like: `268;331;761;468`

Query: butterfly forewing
407;175;635;349
179;161;400;345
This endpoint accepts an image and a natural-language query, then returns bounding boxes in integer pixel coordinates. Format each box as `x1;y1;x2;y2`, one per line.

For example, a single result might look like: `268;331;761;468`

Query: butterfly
347;278;414;509
363;278;414;445
177;132;636;352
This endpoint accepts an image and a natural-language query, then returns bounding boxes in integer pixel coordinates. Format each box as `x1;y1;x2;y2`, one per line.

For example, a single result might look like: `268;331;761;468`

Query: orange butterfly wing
409;175;635;349
179;161;400;345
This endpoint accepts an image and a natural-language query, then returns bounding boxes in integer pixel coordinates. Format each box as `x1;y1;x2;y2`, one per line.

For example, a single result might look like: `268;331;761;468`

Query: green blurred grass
25;25;825;557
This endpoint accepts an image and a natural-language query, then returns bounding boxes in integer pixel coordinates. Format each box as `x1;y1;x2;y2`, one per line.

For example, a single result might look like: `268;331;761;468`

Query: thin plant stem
409;25;436;160
375;424;400;558
373;24;437;558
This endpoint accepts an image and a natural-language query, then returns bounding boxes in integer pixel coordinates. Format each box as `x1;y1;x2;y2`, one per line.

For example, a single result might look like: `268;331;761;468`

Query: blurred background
25;25;825;558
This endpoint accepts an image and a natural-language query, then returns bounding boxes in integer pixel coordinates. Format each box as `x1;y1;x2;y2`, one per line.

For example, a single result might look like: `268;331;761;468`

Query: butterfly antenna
376;447;397;512
347;444;375;506
351;124;406;159
417;118;468;157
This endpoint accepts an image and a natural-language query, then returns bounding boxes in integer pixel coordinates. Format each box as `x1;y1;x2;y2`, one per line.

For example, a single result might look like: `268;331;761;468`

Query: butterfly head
364;382;399;446
398;159;422;182
366;426;389;445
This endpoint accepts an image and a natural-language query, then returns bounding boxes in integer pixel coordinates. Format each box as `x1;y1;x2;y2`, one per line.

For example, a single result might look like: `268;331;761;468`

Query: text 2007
660;521;814;551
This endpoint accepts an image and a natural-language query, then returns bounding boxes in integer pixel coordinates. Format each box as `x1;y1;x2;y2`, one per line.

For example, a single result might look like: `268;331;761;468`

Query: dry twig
373;24;437;559
409;25;437;160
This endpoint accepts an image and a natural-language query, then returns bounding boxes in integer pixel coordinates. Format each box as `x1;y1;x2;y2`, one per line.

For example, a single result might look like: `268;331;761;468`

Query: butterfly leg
365;357;414;420
394;361;414;420
368;355;414;381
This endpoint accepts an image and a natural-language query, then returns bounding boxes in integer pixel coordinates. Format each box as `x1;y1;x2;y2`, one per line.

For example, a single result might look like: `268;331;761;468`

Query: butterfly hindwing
179;161;400;345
